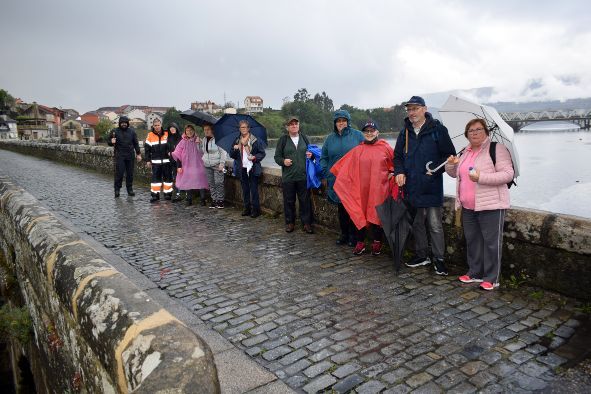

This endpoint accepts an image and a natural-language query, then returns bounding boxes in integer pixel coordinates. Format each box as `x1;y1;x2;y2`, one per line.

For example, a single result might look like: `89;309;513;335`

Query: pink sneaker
458;275;483;283
480;281;500;291
353;242;366;255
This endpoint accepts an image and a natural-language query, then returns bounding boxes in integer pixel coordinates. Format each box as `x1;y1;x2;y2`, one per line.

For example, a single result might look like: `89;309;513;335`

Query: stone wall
0;176;220;393
1;140;590;300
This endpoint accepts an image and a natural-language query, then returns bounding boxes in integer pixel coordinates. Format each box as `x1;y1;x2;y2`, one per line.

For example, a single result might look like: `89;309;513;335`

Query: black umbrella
213;114;267;154
180;110;219;127
376;189;414;273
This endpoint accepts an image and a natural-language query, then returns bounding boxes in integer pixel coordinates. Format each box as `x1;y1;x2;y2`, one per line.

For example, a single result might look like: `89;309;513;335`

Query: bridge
500;109;591;131
1;141;591;393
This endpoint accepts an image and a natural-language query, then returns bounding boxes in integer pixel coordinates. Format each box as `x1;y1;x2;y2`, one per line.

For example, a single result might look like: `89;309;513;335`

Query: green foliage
575;303;591;314
0;88;18;117
162;107;193;133
94;118;113;142
254;110;286;138
529;290;544;300
0;304;32;345
506;271;529;289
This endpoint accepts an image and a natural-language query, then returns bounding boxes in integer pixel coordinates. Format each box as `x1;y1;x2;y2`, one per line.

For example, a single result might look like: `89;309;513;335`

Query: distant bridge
500;109;591;131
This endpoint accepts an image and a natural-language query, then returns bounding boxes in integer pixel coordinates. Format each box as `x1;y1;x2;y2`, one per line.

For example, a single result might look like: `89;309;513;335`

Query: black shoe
433;258;449;276
250;210;260;218
164;194;172;200
405;256;431;268
150;195;159;203
241;209;251;216
209;201;217;209
216;200;225;209
172;195;182;203
285;223;295;233
347;236;357;247
114;190;120;198
127;189;135;196
185;199;193;206
201;199;207;206
336;235;348;245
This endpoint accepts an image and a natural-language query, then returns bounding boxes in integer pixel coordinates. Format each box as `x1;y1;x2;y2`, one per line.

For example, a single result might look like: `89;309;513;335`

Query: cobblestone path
0;150;588;393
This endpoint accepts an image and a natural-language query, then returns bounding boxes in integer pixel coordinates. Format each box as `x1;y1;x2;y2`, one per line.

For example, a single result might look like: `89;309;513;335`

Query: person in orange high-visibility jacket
144;119;173;202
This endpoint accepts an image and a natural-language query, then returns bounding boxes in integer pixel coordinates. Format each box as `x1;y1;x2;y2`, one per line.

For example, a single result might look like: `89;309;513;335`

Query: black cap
404;96;426;107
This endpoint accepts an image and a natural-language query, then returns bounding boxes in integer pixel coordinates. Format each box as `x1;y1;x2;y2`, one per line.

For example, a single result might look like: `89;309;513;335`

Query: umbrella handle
425;160;447;175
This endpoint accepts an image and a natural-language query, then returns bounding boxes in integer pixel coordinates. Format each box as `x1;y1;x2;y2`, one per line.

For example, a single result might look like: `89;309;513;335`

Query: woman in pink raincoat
172;124;209;205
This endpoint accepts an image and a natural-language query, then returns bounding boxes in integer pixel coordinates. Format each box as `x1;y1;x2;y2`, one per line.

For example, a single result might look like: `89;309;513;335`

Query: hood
333;109;351;133
118;116;130;129
167;122;180;133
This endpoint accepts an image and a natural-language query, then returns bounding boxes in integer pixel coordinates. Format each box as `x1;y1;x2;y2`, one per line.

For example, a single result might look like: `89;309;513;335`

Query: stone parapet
0;177;219;393
1;140;590;300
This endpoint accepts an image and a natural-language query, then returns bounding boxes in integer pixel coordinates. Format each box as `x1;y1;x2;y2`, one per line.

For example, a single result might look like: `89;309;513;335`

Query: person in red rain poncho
331;121;398;256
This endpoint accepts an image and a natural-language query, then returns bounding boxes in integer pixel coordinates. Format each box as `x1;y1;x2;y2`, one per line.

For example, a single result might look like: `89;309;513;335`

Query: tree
162;107;191;131
0;89;17;117
293;88;310;103
95;118;113;142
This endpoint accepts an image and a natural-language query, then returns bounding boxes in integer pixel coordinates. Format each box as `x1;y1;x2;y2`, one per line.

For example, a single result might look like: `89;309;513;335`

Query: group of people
109;94;515;291
108;117;226;208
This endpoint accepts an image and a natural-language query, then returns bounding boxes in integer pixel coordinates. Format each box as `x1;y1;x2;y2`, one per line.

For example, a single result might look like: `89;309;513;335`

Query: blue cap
404;96;426;107
362;120;378;131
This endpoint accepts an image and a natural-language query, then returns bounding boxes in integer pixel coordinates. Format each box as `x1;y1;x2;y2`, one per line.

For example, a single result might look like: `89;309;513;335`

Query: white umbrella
439;95;520;177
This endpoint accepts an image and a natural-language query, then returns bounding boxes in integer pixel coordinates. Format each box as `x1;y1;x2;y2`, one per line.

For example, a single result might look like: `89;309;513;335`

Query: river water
261;122;591;218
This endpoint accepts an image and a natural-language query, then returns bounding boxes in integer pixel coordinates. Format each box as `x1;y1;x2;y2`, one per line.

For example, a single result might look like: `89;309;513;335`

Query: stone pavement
1;149;589;394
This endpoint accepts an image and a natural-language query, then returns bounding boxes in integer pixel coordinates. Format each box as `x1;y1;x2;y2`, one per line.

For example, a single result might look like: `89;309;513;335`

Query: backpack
489;141;517;189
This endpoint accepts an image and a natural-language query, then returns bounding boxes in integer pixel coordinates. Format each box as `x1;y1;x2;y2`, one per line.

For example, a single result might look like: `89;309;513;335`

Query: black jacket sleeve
393;128;406;176
434;124;456;176
132;130;140;155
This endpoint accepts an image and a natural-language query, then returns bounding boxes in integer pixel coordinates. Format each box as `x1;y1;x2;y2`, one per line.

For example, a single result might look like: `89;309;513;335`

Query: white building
146;111;163;129
0;115;18;139
244;96;263;114
126;108;147;122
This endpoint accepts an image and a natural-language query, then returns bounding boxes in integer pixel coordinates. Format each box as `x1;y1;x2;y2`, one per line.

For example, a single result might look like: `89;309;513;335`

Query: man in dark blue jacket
108;116;142;197
394;96;456;275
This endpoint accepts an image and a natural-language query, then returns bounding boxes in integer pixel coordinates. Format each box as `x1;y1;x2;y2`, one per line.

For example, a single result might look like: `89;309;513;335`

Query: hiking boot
480;281;499;291
285;223;295;233
164;194;172;200
150;194;159;203
371;241;382;256
216;200;224;209
405;256;431;268
250;210;260;218
241;209;251;216
353;242;366;255
433;258;448;276
127;189;135;196
458;275;483;283
336;235;348;245
114;190;120;198
303;224;314;234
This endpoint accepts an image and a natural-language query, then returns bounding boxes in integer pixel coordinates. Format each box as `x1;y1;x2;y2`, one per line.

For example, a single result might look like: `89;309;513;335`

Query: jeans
412;206;444;260
240;168;260;212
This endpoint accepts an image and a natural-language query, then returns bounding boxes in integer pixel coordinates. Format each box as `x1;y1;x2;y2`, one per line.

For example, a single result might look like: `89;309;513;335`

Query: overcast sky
1;0;590;113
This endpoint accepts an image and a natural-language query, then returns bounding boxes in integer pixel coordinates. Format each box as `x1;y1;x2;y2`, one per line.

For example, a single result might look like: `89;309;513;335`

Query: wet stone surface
1;149;589;393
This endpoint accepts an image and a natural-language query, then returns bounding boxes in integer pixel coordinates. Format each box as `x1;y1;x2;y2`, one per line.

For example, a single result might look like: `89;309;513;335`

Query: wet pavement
1;149;589;393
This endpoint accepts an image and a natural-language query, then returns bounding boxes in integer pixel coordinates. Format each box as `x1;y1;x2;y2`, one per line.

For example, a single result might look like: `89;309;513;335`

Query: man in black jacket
108;116;142;197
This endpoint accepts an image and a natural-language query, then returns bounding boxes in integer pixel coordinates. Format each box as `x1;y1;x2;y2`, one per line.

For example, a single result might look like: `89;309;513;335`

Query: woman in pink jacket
172;125;209;206
445;119;514;291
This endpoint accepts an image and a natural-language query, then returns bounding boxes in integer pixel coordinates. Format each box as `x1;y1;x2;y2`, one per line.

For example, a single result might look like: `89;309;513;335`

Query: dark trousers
240;168;260;212
150;163;173;196
462;208;506;284
114;156;134;191
337;203;356;241
282;179;311;225
356;224;384;243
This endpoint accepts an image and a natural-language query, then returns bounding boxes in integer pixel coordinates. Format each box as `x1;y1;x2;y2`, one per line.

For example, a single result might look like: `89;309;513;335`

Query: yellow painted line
115;309;183;393
71;269;118;321
46;240;85;285
24;214;51;233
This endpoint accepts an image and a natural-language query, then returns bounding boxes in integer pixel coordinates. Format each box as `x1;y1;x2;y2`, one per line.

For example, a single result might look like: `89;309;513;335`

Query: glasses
467;127;485;134
406;107;423;113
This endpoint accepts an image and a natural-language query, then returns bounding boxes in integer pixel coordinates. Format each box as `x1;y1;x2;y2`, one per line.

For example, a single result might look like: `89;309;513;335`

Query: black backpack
489;141;517;189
